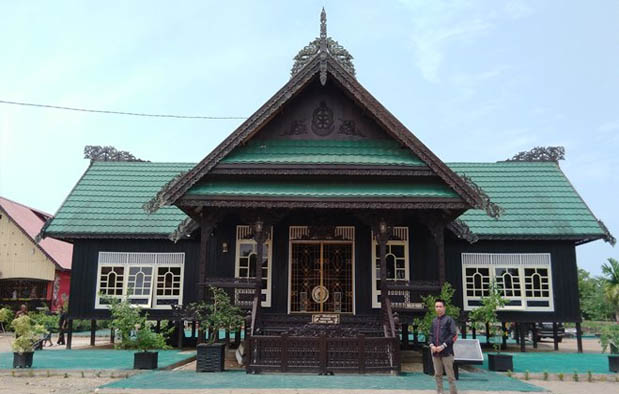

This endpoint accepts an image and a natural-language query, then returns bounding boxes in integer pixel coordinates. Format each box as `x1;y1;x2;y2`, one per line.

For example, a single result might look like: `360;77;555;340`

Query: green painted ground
102;370;544;391
0;350;194;370
481;352;615;374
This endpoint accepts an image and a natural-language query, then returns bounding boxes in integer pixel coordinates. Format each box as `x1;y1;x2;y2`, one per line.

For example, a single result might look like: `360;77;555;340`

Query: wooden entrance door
290;242;353;313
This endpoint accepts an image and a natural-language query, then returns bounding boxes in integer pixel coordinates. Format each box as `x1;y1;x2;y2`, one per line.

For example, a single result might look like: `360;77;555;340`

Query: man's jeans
432;355;457;394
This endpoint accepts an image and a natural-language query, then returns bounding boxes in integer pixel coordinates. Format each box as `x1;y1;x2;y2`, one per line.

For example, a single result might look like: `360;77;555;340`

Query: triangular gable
0;196;72;270
148;54;485;213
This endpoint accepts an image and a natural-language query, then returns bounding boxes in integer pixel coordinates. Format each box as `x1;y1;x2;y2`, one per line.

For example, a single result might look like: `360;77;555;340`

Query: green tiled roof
448;162;605;237
46;160;605;239
186;180;457;198
45;162;194;236
220;139;426;166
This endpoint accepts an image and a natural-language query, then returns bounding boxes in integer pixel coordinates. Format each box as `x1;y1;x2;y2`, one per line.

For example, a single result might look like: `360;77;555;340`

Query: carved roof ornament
291;8;356;85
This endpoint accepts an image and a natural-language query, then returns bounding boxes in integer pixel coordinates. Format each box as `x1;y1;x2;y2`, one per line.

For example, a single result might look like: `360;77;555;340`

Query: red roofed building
0;196;72;311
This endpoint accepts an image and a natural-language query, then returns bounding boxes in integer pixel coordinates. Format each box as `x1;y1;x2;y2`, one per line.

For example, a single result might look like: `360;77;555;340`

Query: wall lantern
222;242;229;253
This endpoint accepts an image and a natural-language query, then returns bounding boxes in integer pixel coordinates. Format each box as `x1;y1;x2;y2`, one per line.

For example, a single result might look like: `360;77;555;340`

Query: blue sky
0;1;616;275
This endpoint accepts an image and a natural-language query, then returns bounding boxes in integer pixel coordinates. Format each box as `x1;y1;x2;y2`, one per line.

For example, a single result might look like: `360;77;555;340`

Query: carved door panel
290;242;353;313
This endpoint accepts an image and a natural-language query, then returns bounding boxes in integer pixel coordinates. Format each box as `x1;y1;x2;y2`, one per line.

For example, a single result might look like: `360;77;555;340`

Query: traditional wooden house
0;196;72;311
42;10;613;373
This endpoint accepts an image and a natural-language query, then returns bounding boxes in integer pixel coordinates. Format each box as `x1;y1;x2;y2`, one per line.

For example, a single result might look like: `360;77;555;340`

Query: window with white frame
371;227;410;308
234;225;273;307
462;253;553;311
95;252;184;309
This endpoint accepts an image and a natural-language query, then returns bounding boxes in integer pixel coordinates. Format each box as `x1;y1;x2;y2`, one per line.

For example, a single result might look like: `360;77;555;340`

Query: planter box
197;343;226;372
609;355;619;373
134;351;158;370
13;352;34;368
488;353;513;372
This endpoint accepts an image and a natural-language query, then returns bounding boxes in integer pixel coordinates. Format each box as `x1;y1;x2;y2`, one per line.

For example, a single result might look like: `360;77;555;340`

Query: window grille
95;252;184;309
462;253;553;311
371;227;410;308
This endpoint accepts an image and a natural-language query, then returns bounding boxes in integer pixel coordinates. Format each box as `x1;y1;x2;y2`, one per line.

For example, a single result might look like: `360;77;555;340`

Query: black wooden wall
68;238;200;320
445;237;581;322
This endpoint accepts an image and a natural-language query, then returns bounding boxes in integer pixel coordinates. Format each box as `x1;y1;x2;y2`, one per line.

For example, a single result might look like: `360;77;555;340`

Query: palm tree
601;258;619;322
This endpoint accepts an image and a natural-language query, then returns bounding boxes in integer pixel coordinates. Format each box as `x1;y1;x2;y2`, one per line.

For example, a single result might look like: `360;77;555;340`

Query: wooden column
519;323;526;353
485;322;491;346
90;320;96;346
552;322;559;351
532;324;538;349
198;214;209;300
428;222;446;285
110;327;115;344
501;322;508;349
177;320;184;348
461;322;467;339
576;322;583;353
401;323;409;349
66;320;73;350
251;219;267;335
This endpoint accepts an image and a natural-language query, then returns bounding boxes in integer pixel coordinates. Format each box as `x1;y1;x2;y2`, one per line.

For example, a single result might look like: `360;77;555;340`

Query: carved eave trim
597;220;617;246
150;55;486;213
178;196;469;210
447;219;479;244
169;217;200;243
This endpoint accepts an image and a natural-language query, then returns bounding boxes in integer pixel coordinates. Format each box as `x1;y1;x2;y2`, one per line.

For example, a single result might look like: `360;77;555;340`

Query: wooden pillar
90;320;96;346
485;322;491;346
191;321;196;338
110;327;115;344
461;323;467;339
501;322;508;349
177;320;184;348
198;328;204;344
552;322;559;351
198;214;209;300
428;222;446;285
251;219;267;335
155;320;161;333
472;326;476;339
532;324;538;349
514;323;519;344
576;322;583;353
413;325;419;345
401;323;409;349
519;323;526;353
66;320;73;350
234;328;241;348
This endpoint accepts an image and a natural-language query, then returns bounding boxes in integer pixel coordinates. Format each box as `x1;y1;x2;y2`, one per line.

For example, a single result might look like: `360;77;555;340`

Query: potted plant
469;282;511;371
599;323;619;372
413;283;461;376
192;286;244;372
106;297;170;369
10;315;47;368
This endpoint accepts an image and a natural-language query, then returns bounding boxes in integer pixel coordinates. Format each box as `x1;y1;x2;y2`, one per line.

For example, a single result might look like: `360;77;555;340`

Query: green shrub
599;324;619;353
558;372;564;381
468;281;507;352
587;370;593;382
524;370;529;380
10;316;47;353
573;371;579;382
187;287;244;345
543;371;549;381
105;297;170;351
29;311;59;333
0;307;14;325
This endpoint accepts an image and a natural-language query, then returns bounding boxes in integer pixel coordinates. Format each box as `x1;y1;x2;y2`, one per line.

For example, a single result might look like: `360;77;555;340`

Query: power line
0;99;247;120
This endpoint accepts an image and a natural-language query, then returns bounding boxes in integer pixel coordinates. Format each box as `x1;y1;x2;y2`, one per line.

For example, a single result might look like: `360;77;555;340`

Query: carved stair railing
385;280;442;312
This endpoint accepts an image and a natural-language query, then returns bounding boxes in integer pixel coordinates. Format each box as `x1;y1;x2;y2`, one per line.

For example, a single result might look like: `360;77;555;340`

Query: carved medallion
311;285;329;304
338;120;365;137
311;101;334;136
280;120;308;136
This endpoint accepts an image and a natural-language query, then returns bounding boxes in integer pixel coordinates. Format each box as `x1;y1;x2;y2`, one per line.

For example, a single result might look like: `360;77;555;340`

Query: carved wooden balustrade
199;278;257;310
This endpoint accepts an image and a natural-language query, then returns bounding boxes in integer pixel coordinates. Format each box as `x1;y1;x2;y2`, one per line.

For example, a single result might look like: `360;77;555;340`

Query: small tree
105;297;169;351
413;282;460;341
189;287;244;344
468;281;507;352
11;316;47;353
0;307;14;332
601;258;619;322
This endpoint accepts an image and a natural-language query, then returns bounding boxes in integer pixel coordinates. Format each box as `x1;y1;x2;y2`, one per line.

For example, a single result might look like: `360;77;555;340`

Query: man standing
429;299;458;394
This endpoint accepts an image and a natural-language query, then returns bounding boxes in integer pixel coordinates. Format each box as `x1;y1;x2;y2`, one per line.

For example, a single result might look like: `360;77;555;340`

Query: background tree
578;268;614;321
601;258;619;322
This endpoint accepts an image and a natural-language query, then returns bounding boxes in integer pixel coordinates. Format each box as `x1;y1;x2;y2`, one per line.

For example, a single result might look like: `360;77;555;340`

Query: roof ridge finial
320;7;327;39
290;8;356;81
